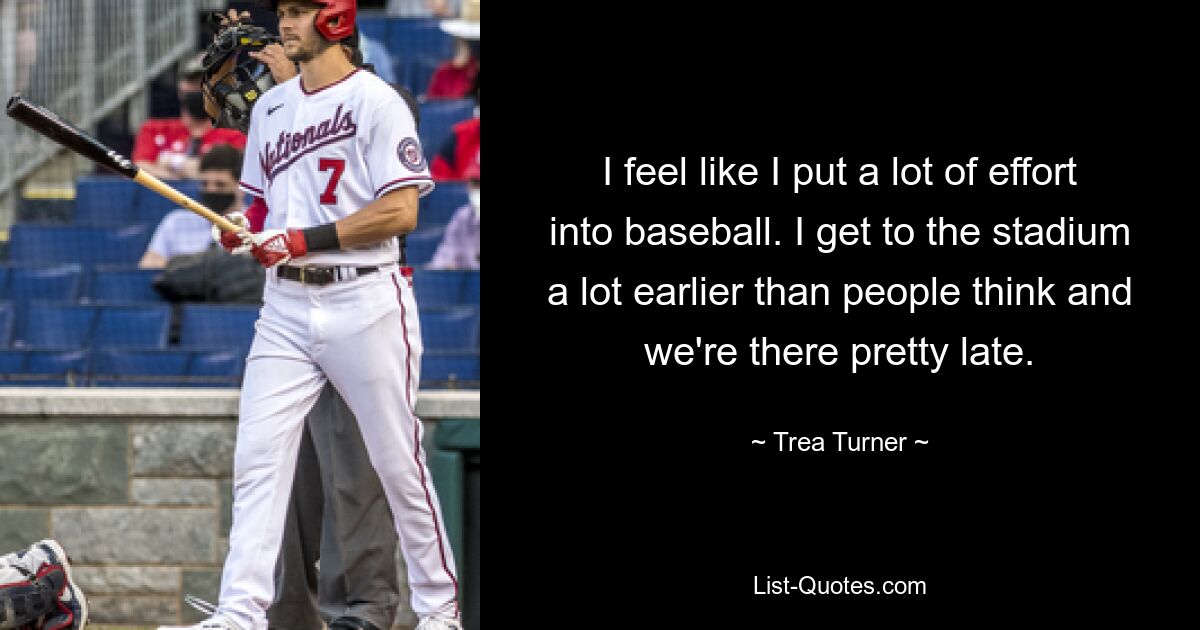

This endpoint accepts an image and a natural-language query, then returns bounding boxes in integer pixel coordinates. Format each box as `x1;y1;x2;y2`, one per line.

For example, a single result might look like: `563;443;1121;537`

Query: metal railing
0;0;198;219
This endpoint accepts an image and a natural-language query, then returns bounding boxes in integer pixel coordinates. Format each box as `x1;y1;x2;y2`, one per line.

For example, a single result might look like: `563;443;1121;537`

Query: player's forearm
332;188;419;249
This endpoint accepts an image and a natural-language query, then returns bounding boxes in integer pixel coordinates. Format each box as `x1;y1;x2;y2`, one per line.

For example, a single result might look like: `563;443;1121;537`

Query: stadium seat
399;56;443;99
422;351;480;386
7;225;151;266
178;304;261;349
360;17;455;64
419;182;469;228
413;269;468;308
23;350;89;386
419;307;479;352
92;305;171;348
404;228;444;267
189;348;248;387
14;304;97;349
135;180;200;226
1;265;84;302
0;350;24;379
418;99;475;157
0;302;13;348
90;349;190;387
464;271;479;305
87;266;163;303
74;177;137;226
356;15;392;47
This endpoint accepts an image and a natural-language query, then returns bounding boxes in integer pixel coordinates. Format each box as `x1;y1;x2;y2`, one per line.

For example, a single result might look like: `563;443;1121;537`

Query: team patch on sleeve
397;137;427;172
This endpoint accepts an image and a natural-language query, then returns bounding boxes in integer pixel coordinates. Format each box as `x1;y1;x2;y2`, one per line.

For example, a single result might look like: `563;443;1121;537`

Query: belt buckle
297;267;307;284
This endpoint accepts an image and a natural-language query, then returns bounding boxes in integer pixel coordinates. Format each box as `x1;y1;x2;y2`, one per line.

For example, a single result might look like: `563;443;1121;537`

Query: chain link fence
0;0;198;221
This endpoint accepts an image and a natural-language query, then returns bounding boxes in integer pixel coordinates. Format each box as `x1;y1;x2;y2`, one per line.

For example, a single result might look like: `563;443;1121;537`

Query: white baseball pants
217;264;459;630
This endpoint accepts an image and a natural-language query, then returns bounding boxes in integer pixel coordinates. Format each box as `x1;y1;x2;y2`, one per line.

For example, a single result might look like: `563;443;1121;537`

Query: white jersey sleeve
366;93;434;199
238;109;266;199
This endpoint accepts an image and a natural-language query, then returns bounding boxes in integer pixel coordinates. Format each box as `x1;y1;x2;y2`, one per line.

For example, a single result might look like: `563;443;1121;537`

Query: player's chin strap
184;594;218;616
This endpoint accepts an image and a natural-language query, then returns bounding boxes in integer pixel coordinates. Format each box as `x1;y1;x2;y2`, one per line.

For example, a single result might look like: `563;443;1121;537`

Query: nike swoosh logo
268;104;284;115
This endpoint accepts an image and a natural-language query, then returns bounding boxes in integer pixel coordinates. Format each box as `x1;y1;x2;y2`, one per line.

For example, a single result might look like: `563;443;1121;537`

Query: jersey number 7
319;158;346;204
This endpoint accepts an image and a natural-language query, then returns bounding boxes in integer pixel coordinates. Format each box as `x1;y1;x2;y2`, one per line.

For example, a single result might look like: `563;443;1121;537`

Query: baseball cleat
415;615;462;630
35;539;87;630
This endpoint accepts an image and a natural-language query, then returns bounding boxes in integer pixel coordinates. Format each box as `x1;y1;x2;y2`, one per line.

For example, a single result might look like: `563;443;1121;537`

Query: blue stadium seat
418;99;474;158
419;182;468;228
135;180;200;226
92;305;171;348
399;56;443;99
356;15;392;47
189;348;248;387
421;351;479;385
464;271;479;305
23;350;89;386
0;350;24;379
0;302;14;348
7;225;151;266
87;266;163;303
419;307;478;352
1;265;84;302
74;177;137;226
413;269;468;308
360;17;455;63
404;228;444;267
90;349;190;387
15;304;97;349
178;304;260;349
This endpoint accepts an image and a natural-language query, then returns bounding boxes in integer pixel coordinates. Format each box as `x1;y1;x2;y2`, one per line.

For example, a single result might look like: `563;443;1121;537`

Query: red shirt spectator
427;18;479;100
426;56;478;100
430;117;479;181
132;120;246;169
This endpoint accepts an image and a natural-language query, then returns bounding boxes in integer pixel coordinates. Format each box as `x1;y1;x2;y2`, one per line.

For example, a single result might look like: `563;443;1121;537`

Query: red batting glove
213;212;252;254
251;229;308;268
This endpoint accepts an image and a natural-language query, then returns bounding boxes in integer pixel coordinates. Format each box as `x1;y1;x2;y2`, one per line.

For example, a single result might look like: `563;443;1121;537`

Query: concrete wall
0;388;479;627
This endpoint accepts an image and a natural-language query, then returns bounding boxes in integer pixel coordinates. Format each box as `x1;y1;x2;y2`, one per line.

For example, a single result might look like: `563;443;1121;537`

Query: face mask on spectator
200;191;237;213
181;91;209;121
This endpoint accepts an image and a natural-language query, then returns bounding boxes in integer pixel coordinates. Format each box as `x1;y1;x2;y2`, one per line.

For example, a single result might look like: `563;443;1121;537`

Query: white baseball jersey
239;68;433;267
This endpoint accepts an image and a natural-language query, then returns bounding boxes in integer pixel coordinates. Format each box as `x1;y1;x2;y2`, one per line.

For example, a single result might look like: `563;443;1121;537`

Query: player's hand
251;229;309;269
217;9;251;28
214;212;252;254
250;44;297;83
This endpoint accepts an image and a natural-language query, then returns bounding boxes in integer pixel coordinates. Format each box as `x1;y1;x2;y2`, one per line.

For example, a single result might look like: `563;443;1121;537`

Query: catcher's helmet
259;0;357;42
201;22;281;132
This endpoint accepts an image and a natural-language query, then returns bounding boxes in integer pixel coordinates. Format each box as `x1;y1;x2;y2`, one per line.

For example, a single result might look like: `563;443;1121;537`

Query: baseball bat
5;94;240;233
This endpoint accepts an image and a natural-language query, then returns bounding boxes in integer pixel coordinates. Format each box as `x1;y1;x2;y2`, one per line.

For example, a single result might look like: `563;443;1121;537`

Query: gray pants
267;384;402;630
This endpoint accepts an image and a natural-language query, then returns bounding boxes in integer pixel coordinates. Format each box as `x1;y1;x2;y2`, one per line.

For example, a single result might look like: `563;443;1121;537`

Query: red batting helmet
259;0;357;42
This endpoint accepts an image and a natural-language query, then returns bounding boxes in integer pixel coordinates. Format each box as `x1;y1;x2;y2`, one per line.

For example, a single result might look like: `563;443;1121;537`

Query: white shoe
415;615;463;630
157;615;240;630
36;539;88;630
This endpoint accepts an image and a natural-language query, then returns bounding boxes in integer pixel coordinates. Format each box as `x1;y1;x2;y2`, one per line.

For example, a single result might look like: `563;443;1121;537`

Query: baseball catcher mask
201;20;281;133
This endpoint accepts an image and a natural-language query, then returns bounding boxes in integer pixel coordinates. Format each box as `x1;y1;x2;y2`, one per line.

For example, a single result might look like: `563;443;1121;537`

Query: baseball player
160;2;460;630
0;539;86;630
199;11;407;630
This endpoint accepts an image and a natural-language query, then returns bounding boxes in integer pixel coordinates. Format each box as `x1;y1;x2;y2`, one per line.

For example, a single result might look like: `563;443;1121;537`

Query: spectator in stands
429;70;478;181
426;14;478;100
131;53;247;180
139;144;245;269
429;159;480;269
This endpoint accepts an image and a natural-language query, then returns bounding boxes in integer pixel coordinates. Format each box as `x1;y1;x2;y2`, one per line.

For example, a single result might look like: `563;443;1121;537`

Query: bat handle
133;170;242;233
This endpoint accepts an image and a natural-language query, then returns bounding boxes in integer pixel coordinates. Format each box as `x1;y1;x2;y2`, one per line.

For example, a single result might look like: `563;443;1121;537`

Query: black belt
276;264;380;286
